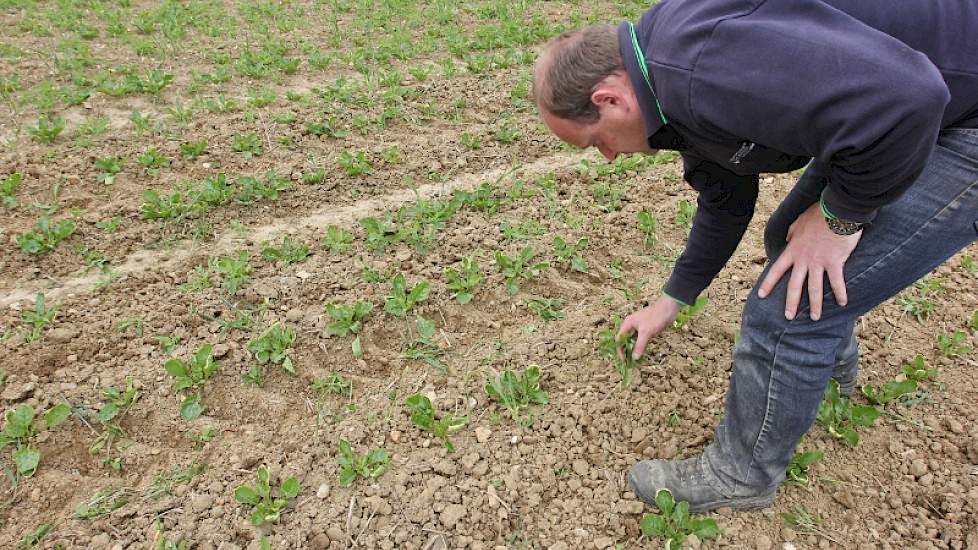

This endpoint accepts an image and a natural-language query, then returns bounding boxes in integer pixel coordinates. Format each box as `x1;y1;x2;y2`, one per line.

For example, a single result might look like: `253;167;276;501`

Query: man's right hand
617;296;683;360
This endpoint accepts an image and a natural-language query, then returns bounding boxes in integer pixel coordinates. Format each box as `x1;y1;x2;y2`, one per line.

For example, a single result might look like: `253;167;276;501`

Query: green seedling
861;378;918;407
960;255;976;273
325;300;373;357
91;378;140;471
2;172;23;208
157;335;179;354
180;139;208;160
592;182;626;211
499;219;546;242
495;247;549;295
95;216;123;233
970;310;978;330
74;487;129;519
17;216;76;254
785;450;823;487
816;379;880;447
17;523;52;549
236;172;290;203
209;250;251;294
444;256;482;304
360;216;398;251
936;330;973;357
455;181;506;215
302;168;326;185
179;266;213;292
305;117;347;139
234;465;300;526
95;157;124;185
598;316;639;386
165;345;222;421
138;148;169;177
485;365;548;425
898;277;944;323
116;318;144;336
21;293;58;342
337;438;389;486
639;489;721;549
675;199;696;233
494;124;521;144
401;316;445;373
637;209;658;249
405;394;466;452
337;150;372;176
260;236;310;265
384;273;431;317
552;236;589;273
312;372;352;399
28;114;65;143
247;323;297;376
902;354;940;386
460;132;482;150
526;296;565;321
321;225;354;254
188;429;216;450
150;518;189;550
0;403;71;476
672;297;709;330
232;132;263;157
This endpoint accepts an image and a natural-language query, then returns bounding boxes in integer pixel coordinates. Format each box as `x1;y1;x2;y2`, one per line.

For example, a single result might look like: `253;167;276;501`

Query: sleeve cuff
820;186;879;224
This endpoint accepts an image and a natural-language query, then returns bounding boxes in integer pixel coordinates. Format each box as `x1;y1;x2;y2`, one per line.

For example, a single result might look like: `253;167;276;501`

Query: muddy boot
627;454;777;513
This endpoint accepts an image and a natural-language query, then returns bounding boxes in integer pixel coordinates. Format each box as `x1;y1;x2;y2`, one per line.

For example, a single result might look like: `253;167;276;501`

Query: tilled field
1;1;977;549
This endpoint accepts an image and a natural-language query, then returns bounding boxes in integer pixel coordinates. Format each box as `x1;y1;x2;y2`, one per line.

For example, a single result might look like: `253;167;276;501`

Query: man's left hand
757;203;861;320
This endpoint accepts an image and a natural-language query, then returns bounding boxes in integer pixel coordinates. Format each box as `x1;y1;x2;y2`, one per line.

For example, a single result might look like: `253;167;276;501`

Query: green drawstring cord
628;21;668;126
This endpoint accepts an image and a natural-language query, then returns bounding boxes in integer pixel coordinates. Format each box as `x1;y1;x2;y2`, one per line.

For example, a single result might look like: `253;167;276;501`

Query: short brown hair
534;24;623;122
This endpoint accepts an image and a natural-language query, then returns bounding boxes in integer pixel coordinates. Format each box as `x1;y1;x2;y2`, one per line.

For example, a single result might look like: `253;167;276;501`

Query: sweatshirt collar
618;20;666;141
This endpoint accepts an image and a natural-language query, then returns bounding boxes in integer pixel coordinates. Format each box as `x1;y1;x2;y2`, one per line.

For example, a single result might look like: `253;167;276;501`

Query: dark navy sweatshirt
619;0;978;305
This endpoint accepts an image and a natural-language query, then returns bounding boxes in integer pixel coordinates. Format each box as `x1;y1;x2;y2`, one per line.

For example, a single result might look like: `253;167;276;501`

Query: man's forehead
541;110;589;148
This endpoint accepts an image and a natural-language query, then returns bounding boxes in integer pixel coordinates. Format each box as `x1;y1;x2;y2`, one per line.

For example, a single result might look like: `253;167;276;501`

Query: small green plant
165;345;222;421
234;465;300;526
675;199;696;233
28;114;65;143
936;330;973;357
526;296;565;321
494;123;521;144
16;216;76;254
312;372;352;399
302;168;326;185
970;310;978;331
180;139;208;160
639;489;721;548
0;403;71;476
591;182;626;211
260;236;310;265
637;209;658;249
1;172;21;208
460;132;482;150
785;450;824;487
360;216;398;251
902;354;940;386
401;316;445;373
321;225;354;254
247;323;297;376
898;277;944;323
960;255;977;274
598;317;639;386
552;236;588;273
305;116;348;139
17;523;52;549
74;487;129;519
444;256;482;304
384;273;431;317
816;379;880;447
861;378;919;407
91;378;140;471
405;393;466;452
232;132;263;157
236;172;290;203
138;148;169;176
485;365;548;425
210;250;251;294
337;150;372;177
95;157;124;185
325;300;373;357
495;247;549;295
337;438;389;486
21;293;58;342
672;297;709;330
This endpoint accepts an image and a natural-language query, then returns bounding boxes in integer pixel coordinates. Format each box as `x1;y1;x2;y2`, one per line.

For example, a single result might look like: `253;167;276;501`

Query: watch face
827;217;862;235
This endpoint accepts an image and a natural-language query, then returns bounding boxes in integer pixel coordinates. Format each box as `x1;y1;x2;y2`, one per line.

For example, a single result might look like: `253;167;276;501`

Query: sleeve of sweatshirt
687;0;950;223
663;154;758;306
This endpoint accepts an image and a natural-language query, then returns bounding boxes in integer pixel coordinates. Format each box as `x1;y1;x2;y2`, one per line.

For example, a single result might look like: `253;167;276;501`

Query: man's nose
598;145;615;161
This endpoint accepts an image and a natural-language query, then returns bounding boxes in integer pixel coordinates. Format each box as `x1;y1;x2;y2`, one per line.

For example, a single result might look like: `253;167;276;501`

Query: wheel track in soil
0;150;590;308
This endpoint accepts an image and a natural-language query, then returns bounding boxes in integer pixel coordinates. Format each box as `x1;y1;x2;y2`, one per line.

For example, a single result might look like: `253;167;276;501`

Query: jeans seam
743;321;786;489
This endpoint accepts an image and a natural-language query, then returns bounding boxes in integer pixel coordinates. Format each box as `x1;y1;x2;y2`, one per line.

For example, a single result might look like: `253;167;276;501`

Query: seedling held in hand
598;316;639;386
672;297;709;330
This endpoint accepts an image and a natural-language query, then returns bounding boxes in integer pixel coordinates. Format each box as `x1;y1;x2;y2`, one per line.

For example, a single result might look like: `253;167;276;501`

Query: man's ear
590;72;632;113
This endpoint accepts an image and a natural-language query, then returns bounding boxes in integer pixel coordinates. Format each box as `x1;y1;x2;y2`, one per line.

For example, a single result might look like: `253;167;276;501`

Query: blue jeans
704;127;978;495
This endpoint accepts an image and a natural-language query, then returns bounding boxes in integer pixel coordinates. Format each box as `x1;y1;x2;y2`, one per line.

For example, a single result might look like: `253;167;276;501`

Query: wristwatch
820;190;864;235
